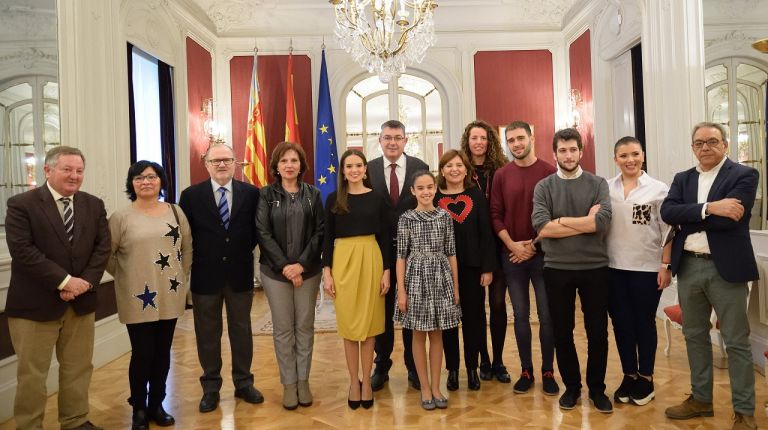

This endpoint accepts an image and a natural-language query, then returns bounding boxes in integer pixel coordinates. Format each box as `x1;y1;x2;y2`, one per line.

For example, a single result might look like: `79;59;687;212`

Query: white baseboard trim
0;317;130;422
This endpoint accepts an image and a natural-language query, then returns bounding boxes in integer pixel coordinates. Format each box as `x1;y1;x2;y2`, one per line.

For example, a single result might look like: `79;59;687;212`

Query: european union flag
314;49;338;204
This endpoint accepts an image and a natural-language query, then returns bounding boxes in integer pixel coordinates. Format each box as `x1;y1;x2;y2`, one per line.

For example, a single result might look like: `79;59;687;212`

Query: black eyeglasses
692;138;722;149
133;174;160;182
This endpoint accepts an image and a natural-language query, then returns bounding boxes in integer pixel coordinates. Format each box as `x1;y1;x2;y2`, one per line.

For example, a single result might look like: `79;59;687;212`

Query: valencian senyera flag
285;53;300;143
243;51;268;187
314;49;338;204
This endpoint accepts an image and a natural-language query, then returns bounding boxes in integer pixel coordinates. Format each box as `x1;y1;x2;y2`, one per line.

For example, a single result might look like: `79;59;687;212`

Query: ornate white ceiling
179;0;583;36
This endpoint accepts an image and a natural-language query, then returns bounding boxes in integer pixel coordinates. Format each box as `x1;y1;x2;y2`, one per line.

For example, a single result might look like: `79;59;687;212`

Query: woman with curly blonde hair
458;120;510;387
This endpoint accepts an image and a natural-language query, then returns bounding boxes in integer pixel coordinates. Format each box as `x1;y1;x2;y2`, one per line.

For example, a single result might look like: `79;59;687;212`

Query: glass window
344;73;444;170
706;59;768;229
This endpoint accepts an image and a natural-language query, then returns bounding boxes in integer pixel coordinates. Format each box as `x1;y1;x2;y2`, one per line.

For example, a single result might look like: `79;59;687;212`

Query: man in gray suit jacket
368;120;429;391
5;146;110;430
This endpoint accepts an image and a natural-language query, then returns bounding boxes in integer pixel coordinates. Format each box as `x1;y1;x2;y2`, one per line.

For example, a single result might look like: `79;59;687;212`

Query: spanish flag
284;53;300;143
243;52;267;186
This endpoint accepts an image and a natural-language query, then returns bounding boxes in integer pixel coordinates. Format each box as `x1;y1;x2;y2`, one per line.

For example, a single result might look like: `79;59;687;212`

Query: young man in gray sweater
531;128;613;413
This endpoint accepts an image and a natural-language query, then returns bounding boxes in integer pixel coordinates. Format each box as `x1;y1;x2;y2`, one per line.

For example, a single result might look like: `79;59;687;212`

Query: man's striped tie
218;187;230;230
60;197;74;243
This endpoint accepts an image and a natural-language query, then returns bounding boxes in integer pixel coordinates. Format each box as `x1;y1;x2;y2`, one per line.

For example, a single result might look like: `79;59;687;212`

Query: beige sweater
107;204;192;324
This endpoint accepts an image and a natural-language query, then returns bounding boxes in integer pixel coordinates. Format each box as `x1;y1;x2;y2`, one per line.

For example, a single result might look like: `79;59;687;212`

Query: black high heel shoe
348;381;361;410
361;381;374;409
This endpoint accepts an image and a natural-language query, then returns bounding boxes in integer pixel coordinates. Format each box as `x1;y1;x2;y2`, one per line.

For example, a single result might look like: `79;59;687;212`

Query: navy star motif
164;223;180;246
135;284;158;310
169;276;180;292
155;252;171;271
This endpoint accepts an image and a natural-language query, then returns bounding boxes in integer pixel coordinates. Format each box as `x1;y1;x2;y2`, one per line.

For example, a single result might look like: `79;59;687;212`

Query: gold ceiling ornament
753;38;768;54
330;0;438;83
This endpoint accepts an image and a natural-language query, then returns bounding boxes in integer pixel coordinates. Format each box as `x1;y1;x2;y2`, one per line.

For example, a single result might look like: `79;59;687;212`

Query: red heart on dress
438;194;473;224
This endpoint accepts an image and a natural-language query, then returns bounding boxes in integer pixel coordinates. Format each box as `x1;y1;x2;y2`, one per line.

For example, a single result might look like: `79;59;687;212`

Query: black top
434;186;496;273
322;190;392;268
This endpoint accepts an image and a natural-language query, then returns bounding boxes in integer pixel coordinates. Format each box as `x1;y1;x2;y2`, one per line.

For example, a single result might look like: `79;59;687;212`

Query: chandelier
330;0;438;83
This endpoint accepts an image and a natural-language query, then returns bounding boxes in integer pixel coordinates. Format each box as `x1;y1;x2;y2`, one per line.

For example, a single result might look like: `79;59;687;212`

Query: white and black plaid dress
393;208;461;331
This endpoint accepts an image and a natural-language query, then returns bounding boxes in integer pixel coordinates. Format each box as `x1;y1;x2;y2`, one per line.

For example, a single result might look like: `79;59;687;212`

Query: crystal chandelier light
330;0;438;83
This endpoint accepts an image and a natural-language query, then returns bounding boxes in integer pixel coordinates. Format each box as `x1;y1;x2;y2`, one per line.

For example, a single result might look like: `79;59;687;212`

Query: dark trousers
193;286;255;393
608;268;662;376
443;265;486;370
544;266;609;394
504;253;555;371
125;319;177;410
374;253;415;375
479;266;506;366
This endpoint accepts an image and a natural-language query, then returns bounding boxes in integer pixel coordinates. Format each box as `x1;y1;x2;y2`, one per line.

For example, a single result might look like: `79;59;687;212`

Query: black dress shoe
467;369;481;390
407;370;421;390
479;362;493;381
199;392;220;413
131;409;149;430
235;385;265;404
148;404;175;426
370;372;389;392
446;370;459;391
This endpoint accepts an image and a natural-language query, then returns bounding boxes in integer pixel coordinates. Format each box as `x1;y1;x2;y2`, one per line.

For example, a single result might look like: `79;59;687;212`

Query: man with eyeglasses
179;144;262;412
661;122;758;430
367;119;429;391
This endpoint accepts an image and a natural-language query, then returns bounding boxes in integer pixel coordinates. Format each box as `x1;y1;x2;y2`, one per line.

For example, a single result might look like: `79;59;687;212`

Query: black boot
447;370;459;391
148;404;175;426
131;409;149;430
467;369;481;390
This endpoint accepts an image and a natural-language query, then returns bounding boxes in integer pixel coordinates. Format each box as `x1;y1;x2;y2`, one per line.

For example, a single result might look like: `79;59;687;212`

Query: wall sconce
201;97;225;159
568;88;583;128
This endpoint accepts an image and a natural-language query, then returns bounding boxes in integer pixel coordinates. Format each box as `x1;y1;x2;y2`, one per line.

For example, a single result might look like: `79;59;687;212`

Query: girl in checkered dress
394;171;461;410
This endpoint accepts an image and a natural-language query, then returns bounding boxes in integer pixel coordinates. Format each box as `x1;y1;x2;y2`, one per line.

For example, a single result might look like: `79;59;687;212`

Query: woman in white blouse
606;137;672;408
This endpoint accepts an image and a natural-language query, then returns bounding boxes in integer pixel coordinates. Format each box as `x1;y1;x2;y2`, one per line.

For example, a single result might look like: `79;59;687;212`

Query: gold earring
363;174;367;179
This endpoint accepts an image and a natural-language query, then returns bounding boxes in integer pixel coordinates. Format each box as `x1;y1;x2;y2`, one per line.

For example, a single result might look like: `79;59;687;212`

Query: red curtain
230;55;314;184
474;50;555;164
569;30;595;173
185;38;213;184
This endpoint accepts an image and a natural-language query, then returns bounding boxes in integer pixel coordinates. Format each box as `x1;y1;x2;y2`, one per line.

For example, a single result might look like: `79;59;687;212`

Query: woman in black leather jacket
255;141;324;410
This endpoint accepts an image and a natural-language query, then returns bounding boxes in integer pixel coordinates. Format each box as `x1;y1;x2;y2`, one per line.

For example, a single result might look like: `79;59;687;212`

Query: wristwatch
661;263;672;271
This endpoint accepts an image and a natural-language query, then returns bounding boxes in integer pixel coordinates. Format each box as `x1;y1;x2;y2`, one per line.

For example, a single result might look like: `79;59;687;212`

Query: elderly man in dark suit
179;144;261;412
661;122;758;430
5;146;110;430
368;119;429;391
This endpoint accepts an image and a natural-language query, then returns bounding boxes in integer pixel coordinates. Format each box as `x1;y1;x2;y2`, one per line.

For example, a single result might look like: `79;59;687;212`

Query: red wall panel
569;30;595;173
230;55;314;183
185;38;213;184
474;50;555;165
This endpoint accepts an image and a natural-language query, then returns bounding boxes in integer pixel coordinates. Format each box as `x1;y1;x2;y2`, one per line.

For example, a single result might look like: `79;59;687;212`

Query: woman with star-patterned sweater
107;161;192;430
434;150;496;393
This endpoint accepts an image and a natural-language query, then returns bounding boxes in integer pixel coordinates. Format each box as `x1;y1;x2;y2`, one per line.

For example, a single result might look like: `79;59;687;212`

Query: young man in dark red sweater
489;121;558;396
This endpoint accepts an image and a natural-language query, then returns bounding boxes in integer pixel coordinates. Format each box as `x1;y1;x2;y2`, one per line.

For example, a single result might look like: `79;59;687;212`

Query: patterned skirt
394;253;461;331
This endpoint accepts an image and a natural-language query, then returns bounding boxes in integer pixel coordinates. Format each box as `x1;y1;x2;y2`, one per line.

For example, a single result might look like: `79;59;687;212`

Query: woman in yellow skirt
322;149;391;410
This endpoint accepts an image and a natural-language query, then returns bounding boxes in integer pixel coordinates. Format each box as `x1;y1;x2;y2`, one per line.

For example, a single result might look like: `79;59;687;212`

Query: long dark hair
333;149;372;215
460;120;507;171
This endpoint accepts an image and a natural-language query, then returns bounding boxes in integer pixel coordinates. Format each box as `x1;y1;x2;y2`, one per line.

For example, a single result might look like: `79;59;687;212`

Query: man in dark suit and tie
661;122;758;430
5;146;110;430
178;144;262;412
368;119;429;391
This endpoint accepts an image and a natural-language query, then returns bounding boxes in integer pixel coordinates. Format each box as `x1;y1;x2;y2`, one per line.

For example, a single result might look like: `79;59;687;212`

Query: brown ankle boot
665;395;714;419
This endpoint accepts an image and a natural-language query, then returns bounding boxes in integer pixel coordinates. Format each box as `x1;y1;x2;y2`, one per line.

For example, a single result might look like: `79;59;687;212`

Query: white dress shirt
211;179;233;216
47;182;74;289
383;153;406;195
606;172;670;272
683;156;728;254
